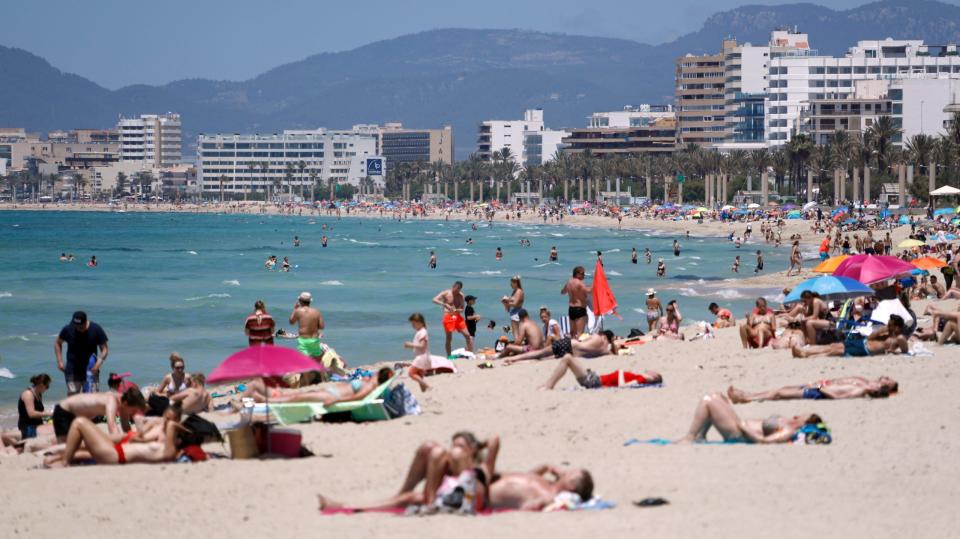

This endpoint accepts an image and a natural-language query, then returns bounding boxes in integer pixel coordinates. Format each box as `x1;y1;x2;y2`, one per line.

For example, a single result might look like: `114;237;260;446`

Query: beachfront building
117;113;182;167
587;105;675;128
561;118;678;156
676;29;810;151
196;129;385;197
357;123;454;165
767;39;960;145
477;109;545;167
523;128;569;166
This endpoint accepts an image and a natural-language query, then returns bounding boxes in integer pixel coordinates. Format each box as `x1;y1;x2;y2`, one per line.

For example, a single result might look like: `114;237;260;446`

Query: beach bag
180;413;223;447
384;383;422;419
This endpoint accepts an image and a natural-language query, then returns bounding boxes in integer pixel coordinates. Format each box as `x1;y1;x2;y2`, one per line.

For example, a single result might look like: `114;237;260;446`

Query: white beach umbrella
802;201;818;211
870;299;914;327
930;185;960;196
747;203;760;209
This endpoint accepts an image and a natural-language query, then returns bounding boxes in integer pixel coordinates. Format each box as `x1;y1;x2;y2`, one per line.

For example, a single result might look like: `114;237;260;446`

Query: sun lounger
558;308;603;336
260;378;395;425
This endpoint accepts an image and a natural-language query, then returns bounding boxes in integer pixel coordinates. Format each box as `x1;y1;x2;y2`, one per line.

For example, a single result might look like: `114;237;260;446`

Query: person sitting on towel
497;309;546;358
502;331;619;365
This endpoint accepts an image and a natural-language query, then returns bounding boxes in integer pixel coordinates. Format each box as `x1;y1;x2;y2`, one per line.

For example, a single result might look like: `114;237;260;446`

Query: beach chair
559;308;603;337
263;378;395;425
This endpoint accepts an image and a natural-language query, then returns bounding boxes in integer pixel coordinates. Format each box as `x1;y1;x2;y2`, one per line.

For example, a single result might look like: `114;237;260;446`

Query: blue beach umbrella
831;206;849;217
843;218;857;225
879;209;892;218
898;215;910;224
933;208;955;216
782;276;874;305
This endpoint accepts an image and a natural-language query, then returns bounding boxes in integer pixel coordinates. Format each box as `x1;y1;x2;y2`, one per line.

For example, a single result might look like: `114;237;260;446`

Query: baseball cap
464;295;477;302
72;311;87;325
298;291;312;302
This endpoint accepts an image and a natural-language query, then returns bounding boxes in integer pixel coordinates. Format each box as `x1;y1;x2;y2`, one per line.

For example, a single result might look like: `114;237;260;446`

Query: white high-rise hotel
767;39;960;145
117;113;182;167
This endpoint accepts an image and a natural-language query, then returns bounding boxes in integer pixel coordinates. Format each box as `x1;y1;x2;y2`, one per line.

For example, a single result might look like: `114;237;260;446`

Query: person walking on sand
432;281;474;356
561;266;591;337
290;292;325;360
55;311;109;396
404;313;432;391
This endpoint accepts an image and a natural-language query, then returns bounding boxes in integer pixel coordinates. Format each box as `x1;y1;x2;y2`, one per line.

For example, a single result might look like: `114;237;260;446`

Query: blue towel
623;438;749;446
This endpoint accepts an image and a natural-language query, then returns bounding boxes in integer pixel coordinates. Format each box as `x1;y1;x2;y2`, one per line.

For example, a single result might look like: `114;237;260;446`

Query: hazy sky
1;0;934;88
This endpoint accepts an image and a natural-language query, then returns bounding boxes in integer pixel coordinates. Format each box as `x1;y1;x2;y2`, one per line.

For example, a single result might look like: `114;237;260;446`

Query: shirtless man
489;465;594;510
290;291;325;360
561;266;591;337
793;315;908;358
498;309;545;358
51;388;147;442
503;330;618;365
678;391;823;444
728;376;898;403
540;355;662;390
169;373;212;414
645;289;663;332
432;281;474;356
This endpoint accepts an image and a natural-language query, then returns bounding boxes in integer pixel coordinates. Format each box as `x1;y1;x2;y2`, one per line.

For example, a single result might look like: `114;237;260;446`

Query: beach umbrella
897;239;925;248
783;204;798;210
933;207;955;216
721;205;735;211
912;256;947;270
931;185;960;196
208;345;321;384
831;207;849;217
747;203;760;209
870;299;914;327
812;255;849;273
898;216;910;224
591;259;620;319
786;210;802;219
803;201;818;211
843;218;857;225
879;209;892;218
832;255;917;284
782;276;874;305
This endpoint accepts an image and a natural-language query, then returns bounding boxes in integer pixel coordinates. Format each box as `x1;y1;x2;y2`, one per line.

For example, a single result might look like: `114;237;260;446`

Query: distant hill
2;0;960;159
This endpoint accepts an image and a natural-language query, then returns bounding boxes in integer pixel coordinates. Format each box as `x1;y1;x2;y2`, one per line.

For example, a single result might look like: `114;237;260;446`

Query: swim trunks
819;252;829;261
52;404;76;438
802;387;825;400
552;337;573;358
843;337;870;357
297;337;324;358
443;312;467;333
509;308;521;322
577;369;601;389
568;306;587;321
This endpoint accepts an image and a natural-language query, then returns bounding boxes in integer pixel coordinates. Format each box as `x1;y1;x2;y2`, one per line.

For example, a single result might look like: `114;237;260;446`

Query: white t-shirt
543;319;561;339
411;327;432;370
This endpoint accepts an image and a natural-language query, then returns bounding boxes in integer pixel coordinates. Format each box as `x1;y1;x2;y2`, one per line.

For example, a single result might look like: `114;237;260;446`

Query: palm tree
810;145;835;203
749;148;771;192
246;162;257;202
784;134;814;196
284;162;295;199
297;160;307;200
309;171;319;204
866;116;901;175
218;175;227;203
259;161;269;201
906;133;937;192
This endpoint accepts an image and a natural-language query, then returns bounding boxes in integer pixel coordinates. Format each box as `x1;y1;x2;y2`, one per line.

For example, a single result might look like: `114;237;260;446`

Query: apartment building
196;129;383;195
562;118;678;156
675;52;726;147
117;113;182;167
477;109;545;167
523;129;569;166
767;39;960;145
374;123;453;164
587;105;675;128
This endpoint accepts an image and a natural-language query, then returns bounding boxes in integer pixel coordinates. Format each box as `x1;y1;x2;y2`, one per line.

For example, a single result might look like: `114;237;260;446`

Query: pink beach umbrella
207;345;320;384
832;254;916;284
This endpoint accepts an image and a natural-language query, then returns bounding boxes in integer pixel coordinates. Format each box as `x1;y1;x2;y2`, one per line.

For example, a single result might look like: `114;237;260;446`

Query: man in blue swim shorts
728;376;899;402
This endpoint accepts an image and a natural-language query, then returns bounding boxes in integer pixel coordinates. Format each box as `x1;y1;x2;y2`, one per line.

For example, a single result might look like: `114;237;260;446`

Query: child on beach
404;313;431;391
732;256;740;273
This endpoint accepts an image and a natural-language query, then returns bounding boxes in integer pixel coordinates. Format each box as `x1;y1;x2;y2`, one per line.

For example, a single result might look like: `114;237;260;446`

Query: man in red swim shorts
433;281;475;356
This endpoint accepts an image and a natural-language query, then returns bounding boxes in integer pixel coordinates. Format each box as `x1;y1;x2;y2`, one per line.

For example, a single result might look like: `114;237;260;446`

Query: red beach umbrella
208;345;320;384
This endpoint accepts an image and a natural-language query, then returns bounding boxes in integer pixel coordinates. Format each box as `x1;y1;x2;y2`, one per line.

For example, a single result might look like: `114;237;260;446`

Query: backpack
384;383;422;419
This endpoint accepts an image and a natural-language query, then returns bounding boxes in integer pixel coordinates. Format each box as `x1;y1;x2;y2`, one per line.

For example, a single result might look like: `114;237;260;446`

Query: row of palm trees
382;113;960;205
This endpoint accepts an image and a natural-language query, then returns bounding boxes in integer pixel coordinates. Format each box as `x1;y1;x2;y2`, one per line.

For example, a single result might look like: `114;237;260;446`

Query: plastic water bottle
83;354;97;393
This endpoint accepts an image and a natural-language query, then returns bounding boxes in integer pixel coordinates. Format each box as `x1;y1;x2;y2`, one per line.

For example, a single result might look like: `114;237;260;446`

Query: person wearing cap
497;309;544;358
55;311;109;395
644;290;663;333
464;295;480;339
290;292;325;360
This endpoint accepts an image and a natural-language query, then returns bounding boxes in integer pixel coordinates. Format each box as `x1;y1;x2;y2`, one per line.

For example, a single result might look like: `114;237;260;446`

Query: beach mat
563;383;663;392
624;438;748;446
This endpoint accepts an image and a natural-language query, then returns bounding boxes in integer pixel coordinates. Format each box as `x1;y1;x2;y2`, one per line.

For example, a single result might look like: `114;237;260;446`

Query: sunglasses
174;365;185;370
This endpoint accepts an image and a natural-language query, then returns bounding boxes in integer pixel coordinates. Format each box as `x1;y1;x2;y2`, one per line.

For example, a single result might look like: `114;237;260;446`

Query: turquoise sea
0;210;787;412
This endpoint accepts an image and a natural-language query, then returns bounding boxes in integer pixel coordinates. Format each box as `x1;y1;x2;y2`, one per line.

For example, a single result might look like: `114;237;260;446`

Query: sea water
0;211;786;407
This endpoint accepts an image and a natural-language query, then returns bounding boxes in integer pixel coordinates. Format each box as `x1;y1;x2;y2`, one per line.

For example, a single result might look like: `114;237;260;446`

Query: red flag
592;259;621;319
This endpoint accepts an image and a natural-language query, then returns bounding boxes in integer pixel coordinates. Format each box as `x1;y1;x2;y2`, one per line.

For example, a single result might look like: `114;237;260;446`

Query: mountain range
2;0;960;159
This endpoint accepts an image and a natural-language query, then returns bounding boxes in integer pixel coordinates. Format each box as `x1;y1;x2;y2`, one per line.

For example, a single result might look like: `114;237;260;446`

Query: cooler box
268;428;303;458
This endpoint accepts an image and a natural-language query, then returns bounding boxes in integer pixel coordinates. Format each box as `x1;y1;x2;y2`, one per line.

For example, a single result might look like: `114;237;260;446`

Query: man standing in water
561;266;591;337
432;281;474;356
290;292;325;361
55;311;109;395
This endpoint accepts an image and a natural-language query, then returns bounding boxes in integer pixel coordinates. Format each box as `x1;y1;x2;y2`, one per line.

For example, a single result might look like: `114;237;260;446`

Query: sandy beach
2;300;959;538
2;202;956;538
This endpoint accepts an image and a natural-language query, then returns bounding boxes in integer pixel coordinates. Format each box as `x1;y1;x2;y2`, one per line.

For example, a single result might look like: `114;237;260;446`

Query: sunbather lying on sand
488;464;594;510
728;376;898;402
916;305;960;344
678;392;823;444
44;404;184;467
792;315;908;358
241;367;394;406
318;431;499;512
503;331;618;365
539;355;662;390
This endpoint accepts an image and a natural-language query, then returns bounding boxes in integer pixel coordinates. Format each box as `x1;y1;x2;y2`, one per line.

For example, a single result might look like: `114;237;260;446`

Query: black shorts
552;337;573;358
52;404;76;438
568;306;588;321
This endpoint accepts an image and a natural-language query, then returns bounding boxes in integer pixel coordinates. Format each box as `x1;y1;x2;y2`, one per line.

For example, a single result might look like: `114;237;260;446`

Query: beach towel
264;377;396;425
